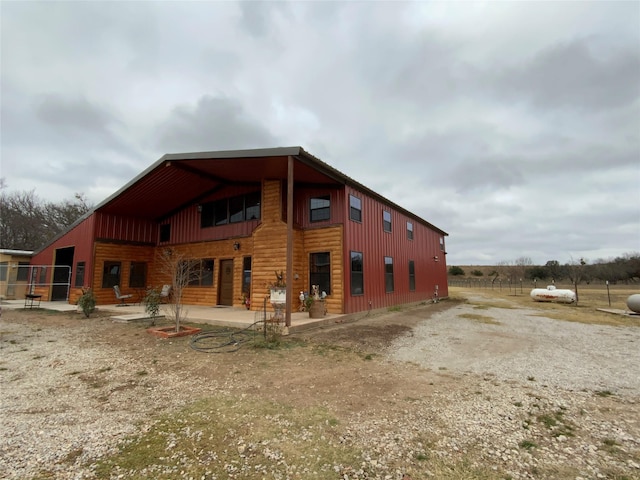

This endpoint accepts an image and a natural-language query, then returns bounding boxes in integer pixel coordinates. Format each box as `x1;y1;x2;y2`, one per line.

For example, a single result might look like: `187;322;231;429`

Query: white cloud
1;0;638;265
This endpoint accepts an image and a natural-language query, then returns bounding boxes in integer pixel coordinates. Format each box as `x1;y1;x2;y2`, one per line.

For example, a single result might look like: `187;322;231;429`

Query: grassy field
449;284;640;327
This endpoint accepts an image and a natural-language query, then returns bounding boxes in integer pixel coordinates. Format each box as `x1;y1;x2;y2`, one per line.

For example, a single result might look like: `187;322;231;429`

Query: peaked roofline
34;146;447;254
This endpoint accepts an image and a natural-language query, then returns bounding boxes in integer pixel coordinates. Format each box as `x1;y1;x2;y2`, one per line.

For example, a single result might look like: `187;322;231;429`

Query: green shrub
77;288;96;318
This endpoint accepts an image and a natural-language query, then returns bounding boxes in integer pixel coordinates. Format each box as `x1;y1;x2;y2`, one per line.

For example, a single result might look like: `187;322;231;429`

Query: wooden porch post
285;156;294;327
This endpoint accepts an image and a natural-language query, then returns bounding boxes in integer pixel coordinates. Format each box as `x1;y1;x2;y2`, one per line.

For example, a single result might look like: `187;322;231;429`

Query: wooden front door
218;259;234;306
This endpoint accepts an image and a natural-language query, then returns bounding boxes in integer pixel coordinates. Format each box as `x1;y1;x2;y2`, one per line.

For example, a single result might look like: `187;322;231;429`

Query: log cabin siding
30;148;448;315
302;226;343;314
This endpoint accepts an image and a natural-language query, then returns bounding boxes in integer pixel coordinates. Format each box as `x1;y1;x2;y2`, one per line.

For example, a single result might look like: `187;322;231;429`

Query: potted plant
305;285;326;318
268;270;286;304
241;292;251;310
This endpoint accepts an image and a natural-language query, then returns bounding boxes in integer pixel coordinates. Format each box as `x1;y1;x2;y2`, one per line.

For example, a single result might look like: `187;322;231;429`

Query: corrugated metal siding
95;213;156;244
343;186;448;313
293;187;345;227
30;214;97;301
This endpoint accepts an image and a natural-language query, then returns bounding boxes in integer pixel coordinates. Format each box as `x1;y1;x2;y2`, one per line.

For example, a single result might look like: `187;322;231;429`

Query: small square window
310;196;330;222
160;224;171;243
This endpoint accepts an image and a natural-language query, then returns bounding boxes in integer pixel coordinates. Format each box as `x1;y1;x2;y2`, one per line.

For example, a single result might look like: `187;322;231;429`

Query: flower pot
270;288;286;305
308;300;325;318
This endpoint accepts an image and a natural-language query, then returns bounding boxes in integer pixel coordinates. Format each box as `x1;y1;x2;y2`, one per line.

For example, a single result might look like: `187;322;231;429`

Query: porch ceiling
96;149;339;220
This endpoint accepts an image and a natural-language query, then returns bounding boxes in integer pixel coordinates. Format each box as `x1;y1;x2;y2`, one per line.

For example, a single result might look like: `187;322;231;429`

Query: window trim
349;194;362;223
101;261;121;288
309;195;331;223
188;259;214;287
407;221;414;240
201;191;262;228
409;260;416;291
384;256;394;293
350;251;364;296
129;261;147;288
309;251;331;295
383;210;392;233
75;261;86;287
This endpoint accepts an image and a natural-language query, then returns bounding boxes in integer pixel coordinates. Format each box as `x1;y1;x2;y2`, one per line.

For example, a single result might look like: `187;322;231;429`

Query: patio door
218;259;234;306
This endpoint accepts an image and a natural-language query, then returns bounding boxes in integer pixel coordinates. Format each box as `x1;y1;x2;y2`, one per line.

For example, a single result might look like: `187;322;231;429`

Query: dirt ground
1;296;639;479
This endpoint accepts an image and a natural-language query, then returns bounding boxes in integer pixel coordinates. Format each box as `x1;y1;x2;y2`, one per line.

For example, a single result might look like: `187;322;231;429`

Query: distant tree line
448;254;640;285
0;179;92;251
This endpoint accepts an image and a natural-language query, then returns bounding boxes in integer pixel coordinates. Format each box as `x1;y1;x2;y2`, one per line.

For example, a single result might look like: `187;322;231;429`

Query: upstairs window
159;224;171;243
201;192;261;228
349;195;362;222
407;222;414;240
310;196;331;222
383;211;392;233
440;236;445;251
245;192;261;220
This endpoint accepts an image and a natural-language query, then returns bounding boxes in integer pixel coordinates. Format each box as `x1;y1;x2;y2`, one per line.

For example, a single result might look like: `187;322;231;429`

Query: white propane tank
530;285;576;304
627;294;640;313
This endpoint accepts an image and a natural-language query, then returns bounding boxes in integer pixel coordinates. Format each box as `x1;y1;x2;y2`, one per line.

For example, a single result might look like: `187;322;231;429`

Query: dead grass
92;394;500;480
449;285;640;326
457;313;501;325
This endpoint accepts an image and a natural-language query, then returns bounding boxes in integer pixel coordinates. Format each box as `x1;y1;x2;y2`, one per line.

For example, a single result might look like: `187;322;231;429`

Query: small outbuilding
0;249;33;300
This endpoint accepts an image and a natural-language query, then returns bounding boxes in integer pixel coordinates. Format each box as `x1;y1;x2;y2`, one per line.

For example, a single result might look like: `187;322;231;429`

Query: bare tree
156;249;200;332
0;181;92;250
565;257;587;304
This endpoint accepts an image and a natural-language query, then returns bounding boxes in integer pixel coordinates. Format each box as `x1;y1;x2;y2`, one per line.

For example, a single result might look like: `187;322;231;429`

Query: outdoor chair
160;284;172;303
113;285;133;306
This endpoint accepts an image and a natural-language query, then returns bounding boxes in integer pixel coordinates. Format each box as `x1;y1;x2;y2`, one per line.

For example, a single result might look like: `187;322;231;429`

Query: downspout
285;156;294;328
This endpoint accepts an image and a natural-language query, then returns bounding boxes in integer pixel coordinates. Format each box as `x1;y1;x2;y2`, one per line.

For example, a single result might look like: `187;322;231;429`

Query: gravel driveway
1;293;639;479
388;295;640;395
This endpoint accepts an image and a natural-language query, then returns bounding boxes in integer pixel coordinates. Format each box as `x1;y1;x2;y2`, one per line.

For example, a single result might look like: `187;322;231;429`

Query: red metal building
30;147;449;316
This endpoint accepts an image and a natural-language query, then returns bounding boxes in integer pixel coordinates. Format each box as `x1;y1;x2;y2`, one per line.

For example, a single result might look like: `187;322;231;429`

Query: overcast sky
2;1;639;265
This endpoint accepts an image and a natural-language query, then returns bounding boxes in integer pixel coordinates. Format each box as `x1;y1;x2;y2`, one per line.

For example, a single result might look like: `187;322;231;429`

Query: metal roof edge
162;146;302;161
0;249;34;256
296;148;449;236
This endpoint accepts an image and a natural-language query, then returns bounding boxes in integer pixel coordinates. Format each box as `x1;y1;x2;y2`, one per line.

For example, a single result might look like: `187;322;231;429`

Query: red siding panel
95;213;156;244
343;186;448;313
30;214;97;298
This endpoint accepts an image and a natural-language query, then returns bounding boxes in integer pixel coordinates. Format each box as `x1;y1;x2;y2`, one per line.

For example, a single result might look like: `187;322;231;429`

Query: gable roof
35;146;447;254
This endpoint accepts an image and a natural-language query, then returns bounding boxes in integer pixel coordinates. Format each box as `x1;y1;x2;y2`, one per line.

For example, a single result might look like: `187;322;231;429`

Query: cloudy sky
2;1;639;266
